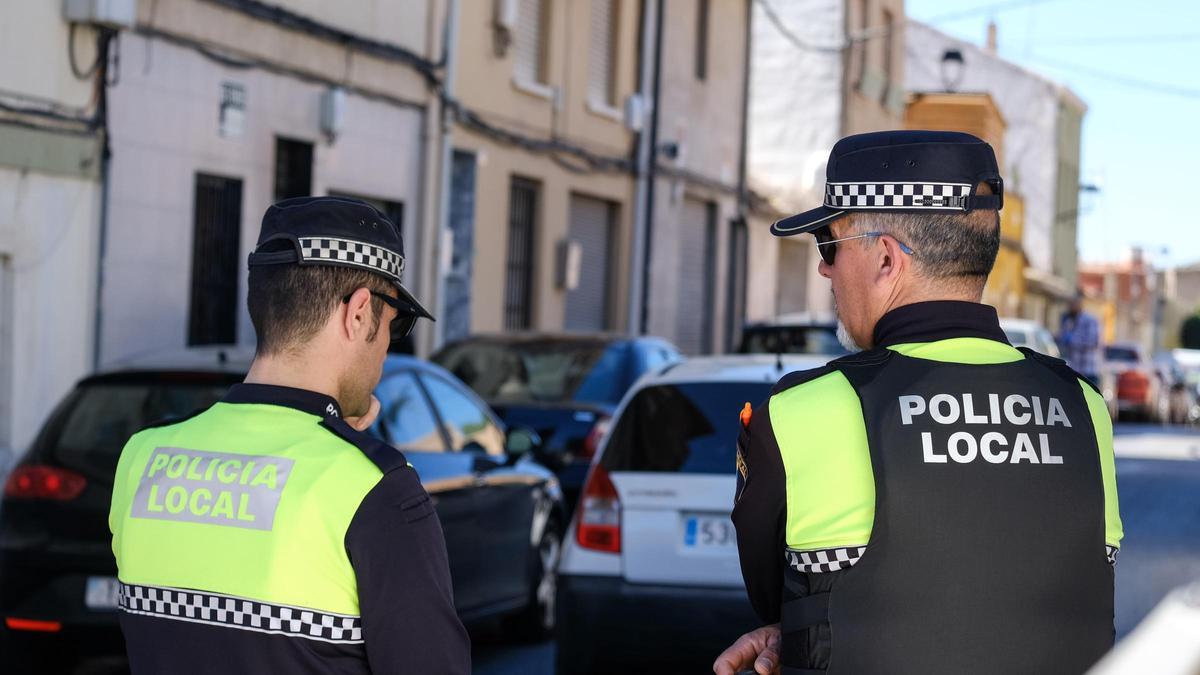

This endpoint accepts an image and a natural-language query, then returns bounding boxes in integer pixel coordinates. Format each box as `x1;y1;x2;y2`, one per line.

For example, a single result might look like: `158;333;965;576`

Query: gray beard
836;320;863;352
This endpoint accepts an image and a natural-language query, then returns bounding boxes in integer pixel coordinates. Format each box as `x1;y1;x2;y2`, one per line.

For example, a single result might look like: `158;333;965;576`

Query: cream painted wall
101;33;426;363
0;2;98;108
0;169;99;451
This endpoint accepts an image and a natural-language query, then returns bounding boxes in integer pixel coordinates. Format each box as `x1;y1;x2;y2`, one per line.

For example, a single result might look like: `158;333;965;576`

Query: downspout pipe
92;29;115;371
638;0;665;336
431;0;460;351
626;0;656;335
725;0;753;352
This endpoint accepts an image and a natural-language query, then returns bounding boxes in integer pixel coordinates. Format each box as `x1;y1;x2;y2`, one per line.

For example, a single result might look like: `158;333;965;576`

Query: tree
1183;313;1200;349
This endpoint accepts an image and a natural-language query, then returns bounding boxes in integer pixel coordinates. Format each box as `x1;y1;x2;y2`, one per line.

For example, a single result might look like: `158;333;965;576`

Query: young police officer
714;131;1121;675
109;197;470;674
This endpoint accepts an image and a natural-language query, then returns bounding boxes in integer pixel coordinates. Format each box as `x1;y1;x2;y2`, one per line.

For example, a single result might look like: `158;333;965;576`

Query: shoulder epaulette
1017;347;1102;396
319;417;409;474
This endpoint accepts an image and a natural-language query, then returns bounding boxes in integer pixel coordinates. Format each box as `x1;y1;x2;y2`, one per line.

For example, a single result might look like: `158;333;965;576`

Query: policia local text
898;393;1072;465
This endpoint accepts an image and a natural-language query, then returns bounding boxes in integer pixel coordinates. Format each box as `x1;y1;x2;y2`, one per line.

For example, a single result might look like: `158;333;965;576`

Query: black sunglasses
342;290;419;342
813;228;915;266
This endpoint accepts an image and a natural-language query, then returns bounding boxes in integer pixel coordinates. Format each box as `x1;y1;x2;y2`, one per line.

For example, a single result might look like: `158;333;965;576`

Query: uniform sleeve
345;467;471;675
731;398;787;624
1081;382;1123;550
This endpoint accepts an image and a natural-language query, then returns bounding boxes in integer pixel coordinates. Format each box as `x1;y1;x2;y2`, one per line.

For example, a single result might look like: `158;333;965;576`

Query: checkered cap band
298;237;405;284
786;546;867;574
824;182;972;210
118;582;363;644
1106;545;1119;566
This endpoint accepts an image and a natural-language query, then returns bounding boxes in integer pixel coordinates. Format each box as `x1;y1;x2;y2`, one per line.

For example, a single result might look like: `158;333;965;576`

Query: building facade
0;3;107;451
747;0;905;325
906;20;1085;328
99;0;440;363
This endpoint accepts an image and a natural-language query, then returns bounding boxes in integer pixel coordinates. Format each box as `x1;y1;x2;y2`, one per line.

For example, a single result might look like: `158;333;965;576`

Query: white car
555;354;828;674
999;317;1061;358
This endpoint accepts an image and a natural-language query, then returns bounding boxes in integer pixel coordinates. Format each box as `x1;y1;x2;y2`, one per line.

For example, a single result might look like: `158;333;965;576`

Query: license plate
683;514;736;550
85;576;120;611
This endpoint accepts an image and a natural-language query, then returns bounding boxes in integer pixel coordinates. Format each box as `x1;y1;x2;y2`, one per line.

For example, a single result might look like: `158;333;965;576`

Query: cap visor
770;206;847;237
392;282;435;321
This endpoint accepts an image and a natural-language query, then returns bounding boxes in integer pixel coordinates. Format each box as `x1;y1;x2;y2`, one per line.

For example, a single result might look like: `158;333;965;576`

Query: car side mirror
505;427;542;460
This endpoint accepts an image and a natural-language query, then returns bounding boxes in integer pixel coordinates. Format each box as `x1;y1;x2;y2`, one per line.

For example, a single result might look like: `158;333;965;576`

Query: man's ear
876;234;908;286
343;287;373;341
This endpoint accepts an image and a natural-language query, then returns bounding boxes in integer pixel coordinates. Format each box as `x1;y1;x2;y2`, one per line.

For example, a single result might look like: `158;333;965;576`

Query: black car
0;349;564;672
737;312;849;356
432;334;682;511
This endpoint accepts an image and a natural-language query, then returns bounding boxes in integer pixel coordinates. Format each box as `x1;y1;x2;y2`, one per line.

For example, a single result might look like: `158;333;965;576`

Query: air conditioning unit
319;87;346;143
62;0;136;29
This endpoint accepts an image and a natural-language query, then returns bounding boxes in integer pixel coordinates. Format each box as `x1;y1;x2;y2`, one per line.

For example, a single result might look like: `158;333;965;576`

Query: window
588;0;619;106
505;177;539;330
375;371;445;453
601;382;774;474
421;375;506;456
444;150;477;344
274;137;313;202
515;0;550;85
695;0;710;81
189;173;242;346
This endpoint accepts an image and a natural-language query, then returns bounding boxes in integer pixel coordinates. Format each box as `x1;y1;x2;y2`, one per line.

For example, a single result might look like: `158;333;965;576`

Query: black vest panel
782;349;1113;675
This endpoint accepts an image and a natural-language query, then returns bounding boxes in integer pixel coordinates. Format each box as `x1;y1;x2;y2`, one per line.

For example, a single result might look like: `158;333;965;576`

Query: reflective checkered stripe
787;546;867;574
299;236;405;284
824;182;972;210
118;582;363;644
1106;545;1119;566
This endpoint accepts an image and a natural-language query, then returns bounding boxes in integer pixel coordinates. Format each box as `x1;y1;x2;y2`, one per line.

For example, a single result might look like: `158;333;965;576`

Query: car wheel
507;522;561;643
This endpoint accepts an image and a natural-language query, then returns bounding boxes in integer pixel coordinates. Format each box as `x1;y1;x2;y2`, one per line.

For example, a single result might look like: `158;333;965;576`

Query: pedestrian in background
1059;291;1103;386
715;131;1121;675
109;197;469;674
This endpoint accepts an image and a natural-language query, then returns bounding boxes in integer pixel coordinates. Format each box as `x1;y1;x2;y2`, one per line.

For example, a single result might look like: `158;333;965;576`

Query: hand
713;623;781;675
344;395;381;431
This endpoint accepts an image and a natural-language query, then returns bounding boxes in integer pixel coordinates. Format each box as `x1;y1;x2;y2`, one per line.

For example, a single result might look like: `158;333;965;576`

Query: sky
906;0;1200;268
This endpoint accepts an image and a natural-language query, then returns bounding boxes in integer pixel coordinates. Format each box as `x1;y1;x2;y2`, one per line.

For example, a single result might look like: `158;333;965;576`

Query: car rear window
1105;347;1140;363
39;379;233;476
434;340;626;405
601;382;773;474
739;326;848;356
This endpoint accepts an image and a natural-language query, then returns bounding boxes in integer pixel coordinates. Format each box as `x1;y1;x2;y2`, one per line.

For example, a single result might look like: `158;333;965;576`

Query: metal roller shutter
565;195;614;331
675;198;716;355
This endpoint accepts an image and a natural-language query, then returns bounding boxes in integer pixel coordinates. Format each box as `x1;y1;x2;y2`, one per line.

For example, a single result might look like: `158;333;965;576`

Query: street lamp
941;49;965;92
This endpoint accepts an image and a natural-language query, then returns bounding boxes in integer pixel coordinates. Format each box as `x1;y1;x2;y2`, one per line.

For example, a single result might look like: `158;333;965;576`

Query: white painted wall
101;33;426;364
0;170;99;451
905;21;1068;275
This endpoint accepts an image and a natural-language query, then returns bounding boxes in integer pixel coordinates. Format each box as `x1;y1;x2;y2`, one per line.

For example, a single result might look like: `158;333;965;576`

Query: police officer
109;197;469;674
713;131;1122;675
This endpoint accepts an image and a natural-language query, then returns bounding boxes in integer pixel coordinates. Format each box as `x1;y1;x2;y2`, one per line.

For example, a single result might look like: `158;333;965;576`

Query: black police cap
772;129;1004;237
247;196;433;320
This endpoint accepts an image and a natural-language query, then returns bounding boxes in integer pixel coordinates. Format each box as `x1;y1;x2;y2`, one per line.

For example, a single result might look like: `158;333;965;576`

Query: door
444;151;477;344
565;195;614;332
675;198;716;355
374;370;479;611
421;373;534;608
189;174;242;346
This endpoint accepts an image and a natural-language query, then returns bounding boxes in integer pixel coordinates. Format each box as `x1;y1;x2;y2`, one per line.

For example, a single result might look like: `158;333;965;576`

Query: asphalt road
474;423;1200;674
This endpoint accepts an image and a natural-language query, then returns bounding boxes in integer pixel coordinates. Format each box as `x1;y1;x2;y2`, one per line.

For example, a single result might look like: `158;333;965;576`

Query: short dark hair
846;184;1001;293
247;245;392;355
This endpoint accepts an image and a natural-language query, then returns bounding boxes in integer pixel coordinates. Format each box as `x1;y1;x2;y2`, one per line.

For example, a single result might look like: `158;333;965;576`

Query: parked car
737;312;849;356
999;318;1062;358
1157;349;1200;426
1103;342;1166;423
555;354;827;674
0;348;563;672
432;333;682;513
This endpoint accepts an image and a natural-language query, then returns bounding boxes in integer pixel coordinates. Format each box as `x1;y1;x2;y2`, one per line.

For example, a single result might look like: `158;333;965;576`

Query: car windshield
1004;330;1030;347
41;378;234;478
1105;347;1140;363
602;382;773;474
434;340;625;405
739;326;849;356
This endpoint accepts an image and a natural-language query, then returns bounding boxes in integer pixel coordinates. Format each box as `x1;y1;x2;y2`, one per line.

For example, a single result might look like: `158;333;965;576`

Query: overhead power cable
1029;54;1200;99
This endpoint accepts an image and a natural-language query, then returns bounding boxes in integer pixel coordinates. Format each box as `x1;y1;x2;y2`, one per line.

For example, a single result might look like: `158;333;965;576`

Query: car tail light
5;617;62;632
579;416;612;460
1117;370;1151;401
3;466;87;501
576;464;621;553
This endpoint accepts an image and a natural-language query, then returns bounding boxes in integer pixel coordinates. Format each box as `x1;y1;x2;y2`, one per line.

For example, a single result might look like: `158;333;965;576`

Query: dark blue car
432;334;682;511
